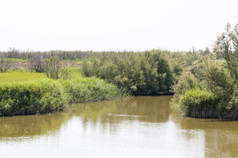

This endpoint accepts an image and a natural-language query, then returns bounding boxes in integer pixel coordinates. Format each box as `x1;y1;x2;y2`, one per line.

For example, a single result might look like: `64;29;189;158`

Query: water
0;96;238;158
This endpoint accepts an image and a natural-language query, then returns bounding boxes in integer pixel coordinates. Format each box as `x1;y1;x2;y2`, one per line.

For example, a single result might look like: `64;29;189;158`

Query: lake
0;96;238;158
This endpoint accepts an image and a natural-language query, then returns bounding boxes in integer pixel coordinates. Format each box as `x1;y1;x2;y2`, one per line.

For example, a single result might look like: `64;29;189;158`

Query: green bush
81;51;175;95
170;72;199;113
0;79;68;116
180;88;218;118
61;77;126;103
0;77;128;116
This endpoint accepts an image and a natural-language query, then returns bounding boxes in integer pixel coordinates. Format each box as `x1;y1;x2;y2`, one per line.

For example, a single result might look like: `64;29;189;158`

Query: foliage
0;79;68;116
0;76;128;116
172;23;238;119
214;23;238;82
60;67;72;80
2;49;99;61
82;51;176;95
170;72;199;112
61;77;127;103
180;88;218;118
45;56;61;80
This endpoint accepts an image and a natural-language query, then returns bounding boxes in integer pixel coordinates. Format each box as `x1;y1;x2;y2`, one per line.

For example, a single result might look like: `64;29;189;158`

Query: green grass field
0;67;82;83
0;71;46;83
5;58;29;62
68;67;82;78
62;58;92;64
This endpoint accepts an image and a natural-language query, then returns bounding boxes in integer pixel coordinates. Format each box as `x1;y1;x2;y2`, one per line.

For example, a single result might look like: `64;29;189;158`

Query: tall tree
214;23;238;82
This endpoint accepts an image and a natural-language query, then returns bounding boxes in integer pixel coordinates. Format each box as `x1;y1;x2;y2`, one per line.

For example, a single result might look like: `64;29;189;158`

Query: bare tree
30;54;45;72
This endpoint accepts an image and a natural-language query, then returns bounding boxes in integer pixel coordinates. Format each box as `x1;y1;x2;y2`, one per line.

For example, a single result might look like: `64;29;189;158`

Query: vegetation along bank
0;23;237;119
0;78;125;116
171;23;238;119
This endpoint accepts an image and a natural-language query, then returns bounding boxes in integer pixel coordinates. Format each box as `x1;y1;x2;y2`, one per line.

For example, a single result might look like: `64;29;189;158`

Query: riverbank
0;77;127;116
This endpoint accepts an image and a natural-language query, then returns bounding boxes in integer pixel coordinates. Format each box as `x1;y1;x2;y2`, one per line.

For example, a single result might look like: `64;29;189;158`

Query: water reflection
0;96;237;158
0;112;72;141
77;96;170;123
173;116;238;158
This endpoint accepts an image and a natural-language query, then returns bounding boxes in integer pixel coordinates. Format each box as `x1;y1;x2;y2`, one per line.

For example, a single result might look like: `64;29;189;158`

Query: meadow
0;67;81;83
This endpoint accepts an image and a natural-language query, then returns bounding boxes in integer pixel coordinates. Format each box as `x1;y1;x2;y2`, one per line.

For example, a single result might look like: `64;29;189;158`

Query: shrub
45;56;61;80
60;67;72;80
170;72;199;113
180;88;218;118
61;77;126;103
82;51;175;95
0;79;68;116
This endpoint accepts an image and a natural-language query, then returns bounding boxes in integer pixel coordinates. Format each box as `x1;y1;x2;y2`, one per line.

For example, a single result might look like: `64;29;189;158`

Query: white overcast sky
0;0;238;51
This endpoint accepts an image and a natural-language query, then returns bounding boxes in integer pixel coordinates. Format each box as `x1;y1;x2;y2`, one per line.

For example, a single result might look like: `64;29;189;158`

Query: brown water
0;96;238;158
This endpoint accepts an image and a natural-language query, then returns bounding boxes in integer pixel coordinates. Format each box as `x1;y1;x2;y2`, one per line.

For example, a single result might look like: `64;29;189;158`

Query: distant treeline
0;49;137;60
0;48;212;61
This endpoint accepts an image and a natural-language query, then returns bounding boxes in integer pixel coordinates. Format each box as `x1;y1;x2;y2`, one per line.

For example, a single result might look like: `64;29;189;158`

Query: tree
45;56;61;80
214;23;238;82
29;54;45;72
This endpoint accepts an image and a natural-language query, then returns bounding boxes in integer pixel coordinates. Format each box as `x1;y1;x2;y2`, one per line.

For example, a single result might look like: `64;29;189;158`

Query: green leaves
81;51;175;95
45;56;61;80
214;23;238;81
61;77;127;103
180;88;218;118
0;79;68;116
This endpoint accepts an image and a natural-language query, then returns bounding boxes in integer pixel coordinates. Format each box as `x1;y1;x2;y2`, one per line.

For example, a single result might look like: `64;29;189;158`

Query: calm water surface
0;96;238;158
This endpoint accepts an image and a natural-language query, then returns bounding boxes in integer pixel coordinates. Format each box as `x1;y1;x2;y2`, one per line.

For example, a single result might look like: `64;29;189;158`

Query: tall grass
61;77;127;103
0;77;128;116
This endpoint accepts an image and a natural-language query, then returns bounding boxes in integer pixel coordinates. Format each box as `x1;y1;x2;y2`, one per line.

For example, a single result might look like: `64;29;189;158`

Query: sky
0;0;238;52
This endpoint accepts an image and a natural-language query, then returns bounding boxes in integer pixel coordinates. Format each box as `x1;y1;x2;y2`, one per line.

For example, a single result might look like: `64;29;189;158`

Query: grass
67;67;82;78
5;58;29;62
0;68;82;83
0;70;46;83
